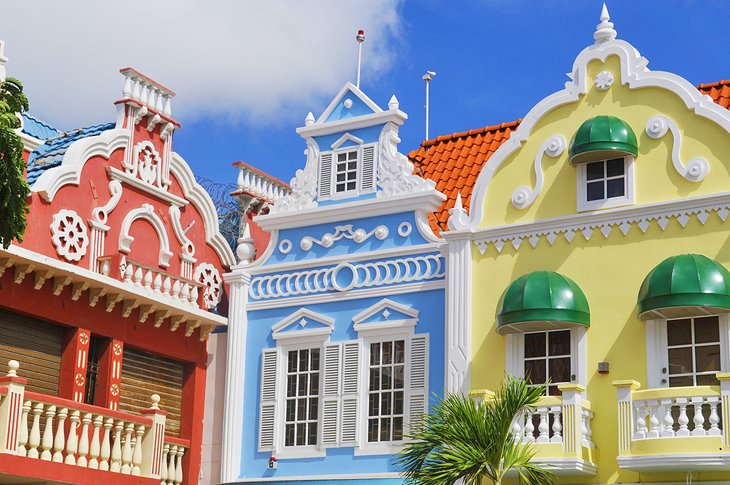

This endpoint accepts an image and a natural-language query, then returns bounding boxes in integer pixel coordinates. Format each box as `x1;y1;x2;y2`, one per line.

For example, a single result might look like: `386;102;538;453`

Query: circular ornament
279;239;292;254
331;263;358;292
594;71;614;91
397;222;412;237
195;263;223;309
50;209;89;262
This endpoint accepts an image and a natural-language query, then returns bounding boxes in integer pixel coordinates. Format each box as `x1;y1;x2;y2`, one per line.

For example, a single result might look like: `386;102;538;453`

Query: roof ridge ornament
594;3;617;44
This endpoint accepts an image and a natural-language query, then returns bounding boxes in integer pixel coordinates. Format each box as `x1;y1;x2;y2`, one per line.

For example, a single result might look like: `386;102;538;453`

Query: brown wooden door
0;309;63;396
119;347;184;436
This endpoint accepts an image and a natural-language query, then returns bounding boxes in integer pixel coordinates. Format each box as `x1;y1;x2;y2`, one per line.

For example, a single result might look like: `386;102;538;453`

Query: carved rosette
131;141;166;188
50;209;89;262
195;263;223;309
378;122;435;196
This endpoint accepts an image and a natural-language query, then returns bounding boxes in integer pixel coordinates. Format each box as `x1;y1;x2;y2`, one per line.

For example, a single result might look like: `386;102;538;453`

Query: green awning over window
637;254;730;320
496;271;590;334
569;115;638;165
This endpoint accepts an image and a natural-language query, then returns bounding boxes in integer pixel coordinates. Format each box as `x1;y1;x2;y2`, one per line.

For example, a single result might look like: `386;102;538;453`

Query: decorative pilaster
61;328;91;402
717;373;730;448
558;384;585;456
140;394;167;479
613;380;640;455
97;340;124;410
0;361;27;454
220;269;251;482
444;234;472;394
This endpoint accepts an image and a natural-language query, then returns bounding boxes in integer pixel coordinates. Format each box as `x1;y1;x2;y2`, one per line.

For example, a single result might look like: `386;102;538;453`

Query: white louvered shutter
321;342;342;447
340;341;361;446
319;153;333;198
258;349;279;452
408;334;429;433
360;145;376;192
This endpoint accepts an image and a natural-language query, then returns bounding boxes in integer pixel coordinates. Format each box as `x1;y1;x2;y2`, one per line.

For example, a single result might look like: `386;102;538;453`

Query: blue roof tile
27;122;115;185
21;113;60;140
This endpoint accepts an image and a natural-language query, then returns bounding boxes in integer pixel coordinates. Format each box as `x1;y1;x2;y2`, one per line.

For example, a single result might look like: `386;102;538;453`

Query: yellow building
412;6;730;483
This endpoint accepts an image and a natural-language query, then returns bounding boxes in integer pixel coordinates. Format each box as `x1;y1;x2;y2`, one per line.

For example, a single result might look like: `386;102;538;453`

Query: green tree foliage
397;376;554;485
0;77;30;248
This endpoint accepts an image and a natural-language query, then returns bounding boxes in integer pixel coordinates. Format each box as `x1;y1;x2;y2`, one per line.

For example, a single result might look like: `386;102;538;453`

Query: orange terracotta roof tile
411;79;730;236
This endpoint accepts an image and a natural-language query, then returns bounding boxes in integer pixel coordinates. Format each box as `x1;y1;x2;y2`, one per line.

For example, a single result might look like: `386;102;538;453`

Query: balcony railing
614;375;730;471
470;384;597;475
0;360;177;483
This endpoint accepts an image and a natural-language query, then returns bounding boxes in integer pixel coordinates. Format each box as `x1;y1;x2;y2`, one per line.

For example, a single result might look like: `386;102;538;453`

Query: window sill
274;448;327;460
353;442;405;456
577;197;634;213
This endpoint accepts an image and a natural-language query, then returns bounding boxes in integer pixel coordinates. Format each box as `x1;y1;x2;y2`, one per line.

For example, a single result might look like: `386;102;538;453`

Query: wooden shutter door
320;342;341;447
340;341;360;446
119;347;184;436
360;145;375;192
0;309;63;396
408;334;429;432
319;153;333;198
258;348;278;452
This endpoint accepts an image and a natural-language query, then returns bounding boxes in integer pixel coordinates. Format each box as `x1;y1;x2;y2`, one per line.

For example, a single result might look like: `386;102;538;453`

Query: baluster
190;286;199;306
676;398;690;437
64;410;80;465
131;424;144;476
52;407;68;462
511;415;522;443
708;396;721;436
133;265;144;285
121;422;134;474
153;273;163;294
550;406;562;443
16;400;30;457
110;420;124;472
160;443;170;485
691;397;707;436
143;270;153;290
167;445;178;484
99;417;113;471
523;411;535;442
181;283;190;303
634;403;647;439
174;446;184;485
536;407;549;443
660;399;675;437
27;402;43;459
172;280;181;299
89;415;103;469
647;401;660;439
40;405;56;461
163;276;172;297
77;412;92;467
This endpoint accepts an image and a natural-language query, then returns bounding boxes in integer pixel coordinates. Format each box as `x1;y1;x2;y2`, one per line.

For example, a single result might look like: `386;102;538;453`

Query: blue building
221;83;446;483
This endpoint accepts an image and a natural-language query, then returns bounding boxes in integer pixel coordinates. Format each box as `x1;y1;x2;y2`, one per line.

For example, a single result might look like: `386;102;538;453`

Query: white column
220;269;251;483
444;234;472;394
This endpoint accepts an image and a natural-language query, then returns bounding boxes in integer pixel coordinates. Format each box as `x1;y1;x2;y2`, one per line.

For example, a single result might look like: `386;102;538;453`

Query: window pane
697;374;720;386
586;181;604;201
348;161;357;170
394;391;404;414
286;400;295;421
394;366;404;389
525;359;546;384
296;423;306;446
299;350;309;372
380;418;391;441
586;161;604;181
285;424;295;446
369;368;380;391
669;375;693;387
288;351;297;372
347;181;356;190
668;347;693;375
308;422;318;445
548;330;571;356
696;344;721;373
369;394;379;416
336;173;345;182
383;342;393;364
297;398;306;420
308;398;318;420
370;343;380;365
394;341;405;364
695;316;720;343
287;375;296;397
381;392;392;415
606;158;625;177
606;178;625;198
524;333;546;358
368;419;378;442
667;319;692;346
298;374;308;395
382;367;392;390
549;357;571;383
309;373;319;394
392;417;403;441
338;153;347;162
311;349;320;371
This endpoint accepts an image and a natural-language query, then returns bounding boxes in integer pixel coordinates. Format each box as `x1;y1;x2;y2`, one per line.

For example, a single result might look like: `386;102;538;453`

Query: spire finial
594;3;617;43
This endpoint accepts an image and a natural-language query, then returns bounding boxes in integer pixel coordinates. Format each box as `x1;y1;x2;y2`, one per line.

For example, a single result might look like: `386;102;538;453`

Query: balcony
471;384;598;476
0;361;187;485
614;374;730;471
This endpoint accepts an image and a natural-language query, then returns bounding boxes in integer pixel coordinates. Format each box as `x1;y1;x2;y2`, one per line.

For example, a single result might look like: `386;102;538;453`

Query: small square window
577;157;633;211
335;149;359;194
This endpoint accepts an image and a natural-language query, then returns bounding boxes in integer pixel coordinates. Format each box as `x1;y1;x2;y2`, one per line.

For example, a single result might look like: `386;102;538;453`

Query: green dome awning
637;254;730;320
496;271;590;334
569;115;638;165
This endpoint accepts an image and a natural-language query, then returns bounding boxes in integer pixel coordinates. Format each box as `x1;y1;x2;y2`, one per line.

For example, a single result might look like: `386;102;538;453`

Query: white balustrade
121;68;174;117
161;441;187;485
513;392;594;449
236;163;290;204
632;393;723;439
119;258;202;308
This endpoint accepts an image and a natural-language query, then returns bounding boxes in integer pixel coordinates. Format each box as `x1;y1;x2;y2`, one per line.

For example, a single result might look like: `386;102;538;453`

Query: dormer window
318;134;376;200
336;149;359;193
569;115;638;212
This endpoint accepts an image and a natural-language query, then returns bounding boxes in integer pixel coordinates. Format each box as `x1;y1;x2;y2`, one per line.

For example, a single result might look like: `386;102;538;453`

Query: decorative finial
236;222;256;265
356;29;365;88
305;112;315;126
454;192;463;211
149;393;161;410
388;95;399;110
448;193;468;231
0;40;7;82
594;3;617;43
7;360;19;377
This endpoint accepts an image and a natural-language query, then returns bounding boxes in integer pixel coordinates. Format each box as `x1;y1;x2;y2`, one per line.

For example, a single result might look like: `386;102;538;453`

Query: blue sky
4;1;730;188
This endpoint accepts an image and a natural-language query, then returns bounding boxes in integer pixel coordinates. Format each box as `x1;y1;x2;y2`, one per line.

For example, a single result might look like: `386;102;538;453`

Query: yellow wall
469;54;730;483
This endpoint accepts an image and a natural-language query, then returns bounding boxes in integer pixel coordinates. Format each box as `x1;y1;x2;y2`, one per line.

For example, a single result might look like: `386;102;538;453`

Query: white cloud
0;1;402;129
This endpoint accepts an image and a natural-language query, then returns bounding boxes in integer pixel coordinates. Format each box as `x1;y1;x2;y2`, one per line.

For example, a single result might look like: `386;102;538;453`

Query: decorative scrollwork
300;224;388;251
270;139;319;213
50;209;89;262
646;115;709;182
378;122;436;196
511;135;566;209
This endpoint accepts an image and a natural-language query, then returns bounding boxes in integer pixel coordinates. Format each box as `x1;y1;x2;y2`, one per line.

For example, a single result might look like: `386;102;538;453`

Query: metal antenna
356;30;365;88
423;71;436;140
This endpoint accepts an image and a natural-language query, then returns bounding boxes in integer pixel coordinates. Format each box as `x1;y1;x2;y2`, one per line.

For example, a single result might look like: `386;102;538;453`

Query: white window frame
576;156;634;212
645;314;730;389
319;133;377;201
505;326;587;395
331;147;361;198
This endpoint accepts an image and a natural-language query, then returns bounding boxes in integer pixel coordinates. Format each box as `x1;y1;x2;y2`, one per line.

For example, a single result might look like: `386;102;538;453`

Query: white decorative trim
331;132;363;150
50;209;89;262
449;37;730;230
194;262;223;310
377;122;436;197
645;115;710;182
271;308;334;341
270;139;319;215
315;82;382;124
299;110;407;139
278;239;292;254
445;236;472;394
108;167;188;207
235;472;402;482
169;206;196;258
250;254;444;301
129;140;168;189
32;129;129;201
531;457;598;476
594;70;614;91
511;135;566;209
118;204;173;268
91;180;123;225
352;298;419;333
300;224;388;251
397;222;412;237
618;453;730;471
467;191;730;254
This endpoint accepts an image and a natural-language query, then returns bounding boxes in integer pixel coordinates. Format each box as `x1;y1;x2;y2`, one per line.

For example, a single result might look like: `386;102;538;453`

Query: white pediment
272;308;334;341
